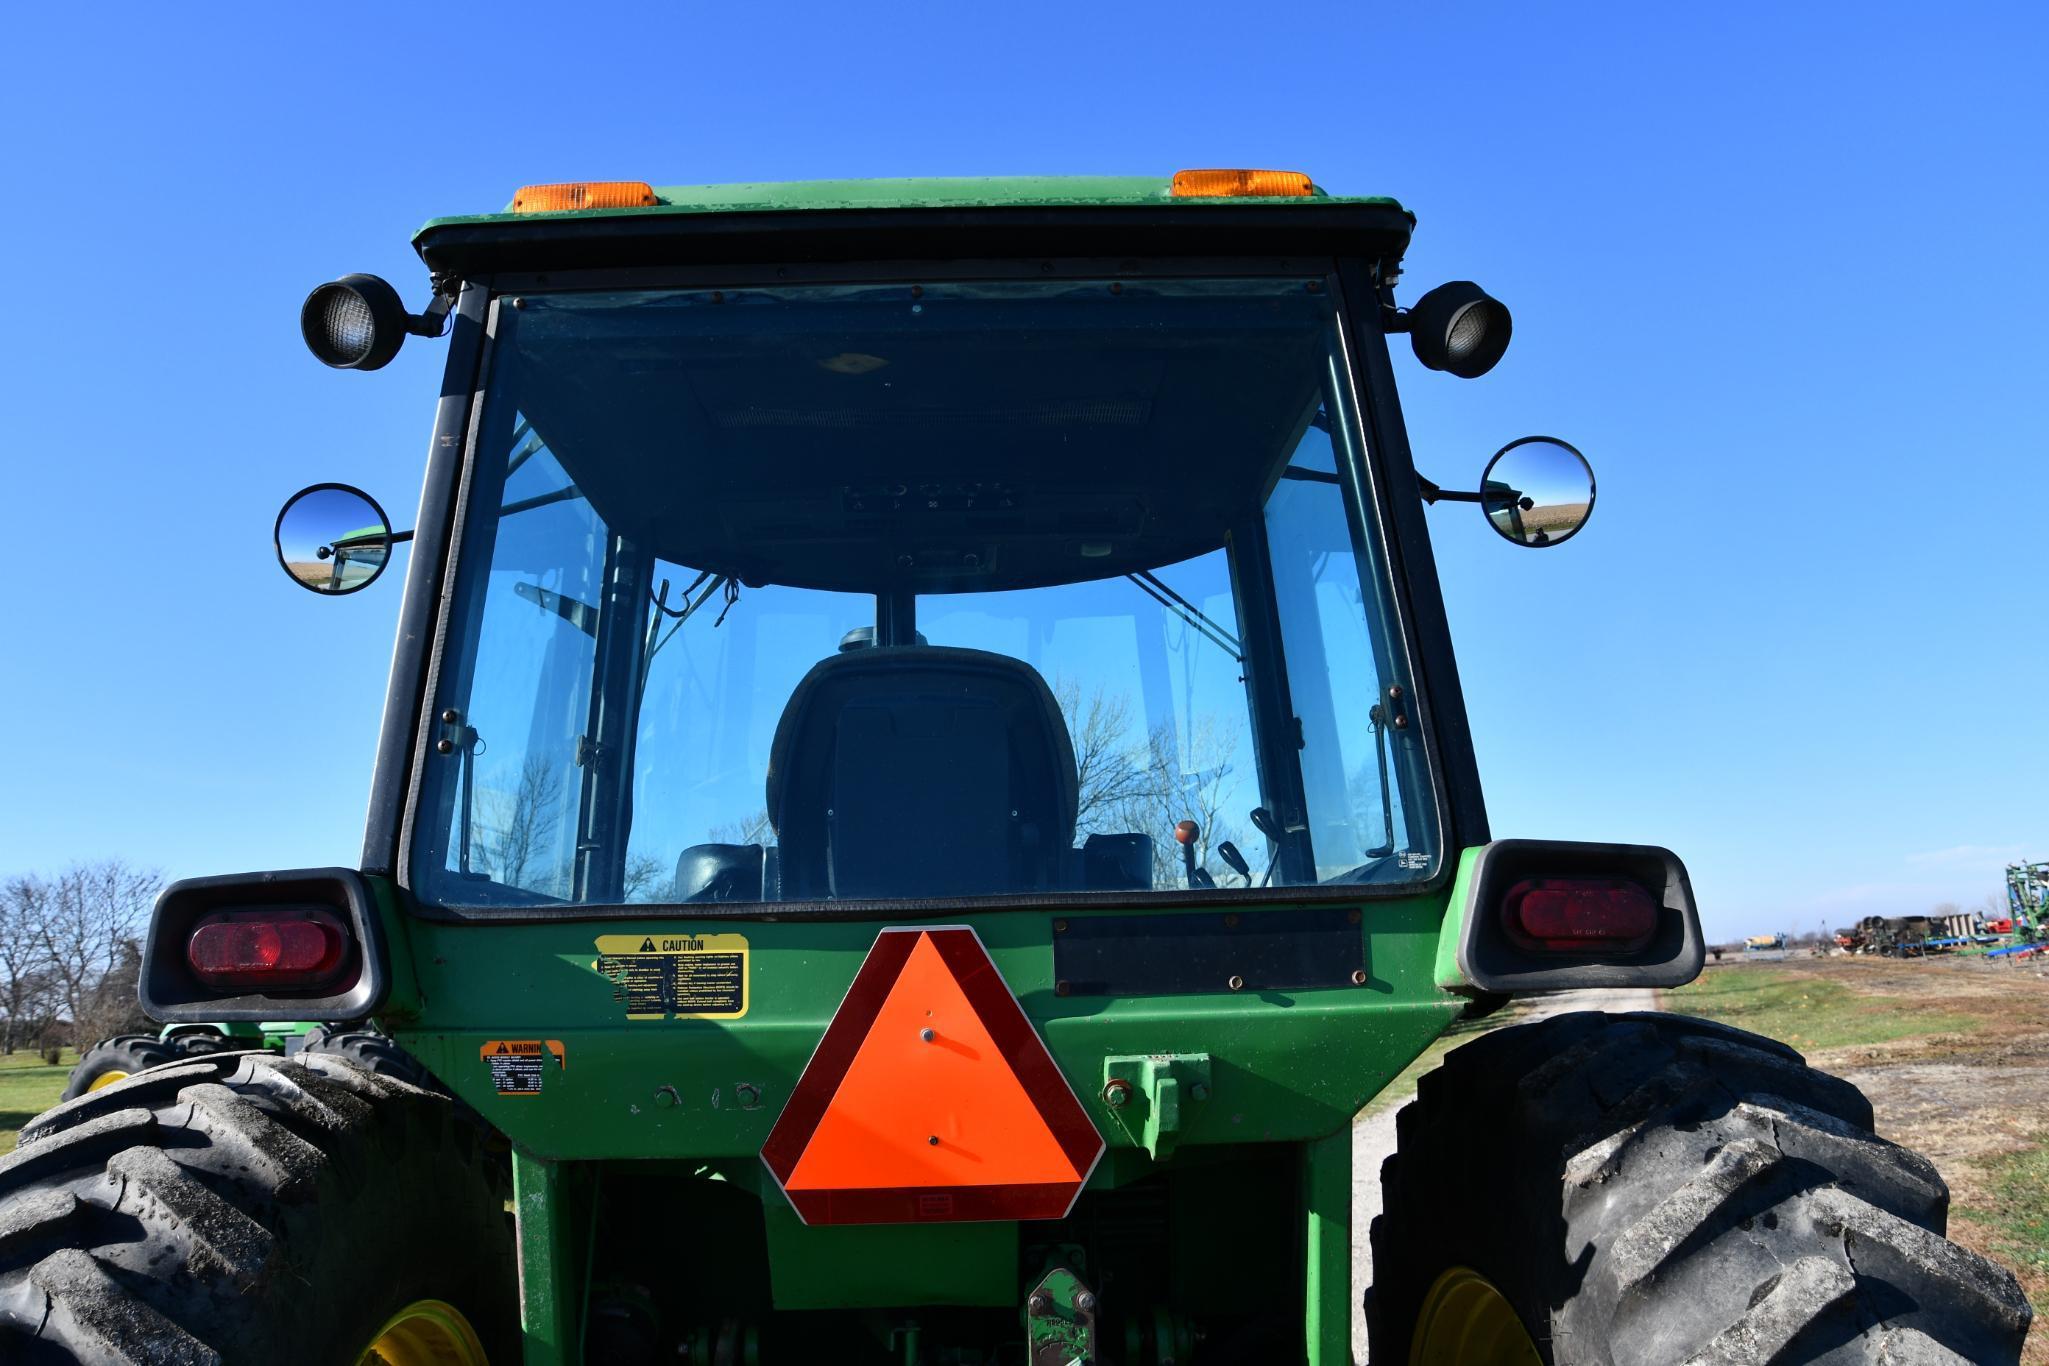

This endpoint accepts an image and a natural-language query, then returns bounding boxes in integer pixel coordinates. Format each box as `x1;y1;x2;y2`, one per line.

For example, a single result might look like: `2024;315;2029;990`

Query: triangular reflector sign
762;927;1102;1225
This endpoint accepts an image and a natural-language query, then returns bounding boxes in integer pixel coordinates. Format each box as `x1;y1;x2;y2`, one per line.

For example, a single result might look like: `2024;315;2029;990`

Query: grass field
1665;961;1987;1049
0;1048;79;1154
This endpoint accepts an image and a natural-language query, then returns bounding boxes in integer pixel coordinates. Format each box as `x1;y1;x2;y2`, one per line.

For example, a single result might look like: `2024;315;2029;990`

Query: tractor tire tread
1370;1010;2030;1365
0;1050;514;1365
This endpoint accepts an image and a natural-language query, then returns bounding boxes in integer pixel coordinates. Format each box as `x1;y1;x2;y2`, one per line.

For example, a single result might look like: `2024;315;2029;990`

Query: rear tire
59;1036;177;1101
1368;1011;2032;1364
0;1050;516;1364
297;1025;438;1091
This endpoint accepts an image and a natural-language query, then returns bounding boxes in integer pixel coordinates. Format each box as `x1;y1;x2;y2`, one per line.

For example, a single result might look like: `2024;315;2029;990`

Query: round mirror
274;483;392;594
1479;437;1595;548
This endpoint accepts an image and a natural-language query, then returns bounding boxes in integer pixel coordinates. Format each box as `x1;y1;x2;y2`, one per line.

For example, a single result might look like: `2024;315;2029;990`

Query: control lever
1249;807;1283;886
1173;820;1214;890
1216;841;1252;886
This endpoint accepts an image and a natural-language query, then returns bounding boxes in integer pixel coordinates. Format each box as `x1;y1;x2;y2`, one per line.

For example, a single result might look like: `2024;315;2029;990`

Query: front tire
1368;1011;2031;1364
59;1035;177;1100
0;1050;516;1364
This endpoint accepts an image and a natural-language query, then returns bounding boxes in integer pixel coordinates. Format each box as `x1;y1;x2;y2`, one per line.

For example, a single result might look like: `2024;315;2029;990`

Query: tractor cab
275;199;1595;925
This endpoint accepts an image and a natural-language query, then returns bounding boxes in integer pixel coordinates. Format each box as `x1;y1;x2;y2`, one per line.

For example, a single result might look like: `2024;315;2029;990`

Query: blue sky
1;3;2042;942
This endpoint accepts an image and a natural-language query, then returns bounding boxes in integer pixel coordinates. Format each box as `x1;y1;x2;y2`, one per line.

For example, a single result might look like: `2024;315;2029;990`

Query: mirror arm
404;275;462;340
1415;474;1485;506
1417;475;1529;507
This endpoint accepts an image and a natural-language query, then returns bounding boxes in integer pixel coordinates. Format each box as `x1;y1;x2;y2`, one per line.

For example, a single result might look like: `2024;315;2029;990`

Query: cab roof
412;175;1417;281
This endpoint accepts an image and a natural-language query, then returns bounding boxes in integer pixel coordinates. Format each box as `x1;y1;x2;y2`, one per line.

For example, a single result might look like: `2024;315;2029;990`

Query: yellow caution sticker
479;1039;566;1096
594;933;750;1020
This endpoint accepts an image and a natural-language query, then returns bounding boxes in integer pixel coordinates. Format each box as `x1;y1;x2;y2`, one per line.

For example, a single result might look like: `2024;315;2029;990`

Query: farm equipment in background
1989;861;2048;962
0;173;2027;1365
1743;932;1786;951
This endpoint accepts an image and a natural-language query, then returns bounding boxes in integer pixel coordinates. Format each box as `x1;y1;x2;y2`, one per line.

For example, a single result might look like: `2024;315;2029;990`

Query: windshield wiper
1126;570;1243;664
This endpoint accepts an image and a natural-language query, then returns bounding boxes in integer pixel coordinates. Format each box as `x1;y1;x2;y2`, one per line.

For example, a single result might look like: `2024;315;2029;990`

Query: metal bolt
927;1134;939;1146
1348;909;1363;925
434;738;454;755
1075;1291;1098;1313
1227;974;1246;992
1351;969;1369;986
511;296;527;309
1103;1078;1132;1108
1190;1084;1209;1102
653;1085;680;1108
910;284;924;299
1306;279;1322;293
919;1027;935;1042
1393;713;1409;730
1028;1294;1051;1314
1223;913;1240;929
1053;919;1068;934
441;708;462;723
1055;980;1072;997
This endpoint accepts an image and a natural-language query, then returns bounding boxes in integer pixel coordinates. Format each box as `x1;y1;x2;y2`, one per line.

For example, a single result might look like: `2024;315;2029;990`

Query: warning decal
594;933;749;1020
479;1039;566;1096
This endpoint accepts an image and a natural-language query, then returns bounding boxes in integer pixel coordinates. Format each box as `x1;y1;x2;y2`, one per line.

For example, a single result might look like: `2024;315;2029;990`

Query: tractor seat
763;646;1078;900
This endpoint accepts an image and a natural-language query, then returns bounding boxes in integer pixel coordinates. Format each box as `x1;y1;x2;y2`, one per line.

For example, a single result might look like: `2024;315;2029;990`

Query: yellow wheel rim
85;1069;131;1093
1410;1266;1543;1366
357;1299;489;1366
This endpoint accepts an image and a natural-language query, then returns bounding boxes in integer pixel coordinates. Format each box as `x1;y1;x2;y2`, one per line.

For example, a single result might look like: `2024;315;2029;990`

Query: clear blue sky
1;3;2042;942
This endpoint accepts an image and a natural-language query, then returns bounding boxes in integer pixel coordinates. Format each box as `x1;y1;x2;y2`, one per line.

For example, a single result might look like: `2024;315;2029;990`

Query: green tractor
0;173;2026;1364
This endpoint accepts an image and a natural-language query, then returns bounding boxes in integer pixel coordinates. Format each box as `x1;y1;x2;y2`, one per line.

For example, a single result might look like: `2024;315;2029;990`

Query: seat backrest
766;646;1078;900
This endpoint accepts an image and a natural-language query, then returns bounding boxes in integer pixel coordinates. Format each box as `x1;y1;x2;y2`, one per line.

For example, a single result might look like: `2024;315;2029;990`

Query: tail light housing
1445;840;1704;995
142;868;387;1022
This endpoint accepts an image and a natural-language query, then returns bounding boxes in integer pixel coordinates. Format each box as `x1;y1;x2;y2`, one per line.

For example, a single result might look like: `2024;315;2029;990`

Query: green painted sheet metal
1301;1128;1352;1366
415;175;1407;240
755;1186;1017;1309
513;1150;577;1366
1433;844;1487;993
389;895;1462;1163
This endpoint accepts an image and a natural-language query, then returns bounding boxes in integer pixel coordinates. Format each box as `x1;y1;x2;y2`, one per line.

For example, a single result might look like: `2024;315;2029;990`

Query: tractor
0;173;2026;1364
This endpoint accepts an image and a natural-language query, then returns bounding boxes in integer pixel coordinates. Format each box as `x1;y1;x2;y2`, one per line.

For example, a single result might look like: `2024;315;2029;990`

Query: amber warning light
761;927;1103;1225
1170;168;1315;198
512;181;659;213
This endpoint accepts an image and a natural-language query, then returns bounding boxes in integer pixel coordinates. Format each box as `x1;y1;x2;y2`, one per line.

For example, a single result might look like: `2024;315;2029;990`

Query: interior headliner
499;281;1336;593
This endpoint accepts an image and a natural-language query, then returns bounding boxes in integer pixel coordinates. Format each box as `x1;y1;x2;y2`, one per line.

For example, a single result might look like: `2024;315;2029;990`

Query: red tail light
187;908;350;990
1501;877;1659;953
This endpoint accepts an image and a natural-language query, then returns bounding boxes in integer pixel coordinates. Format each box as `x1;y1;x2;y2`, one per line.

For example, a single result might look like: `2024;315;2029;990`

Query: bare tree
1111;716;1244;887
0;876;59;1053
708;808;774;847
77;938;152;1042
1055;680;1151;837
623;853;670;903
37;859;159;1045
488;755;565;890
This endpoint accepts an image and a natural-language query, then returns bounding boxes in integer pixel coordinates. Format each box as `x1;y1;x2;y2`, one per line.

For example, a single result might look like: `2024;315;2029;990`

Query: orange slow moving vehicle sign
761;926;1103;1225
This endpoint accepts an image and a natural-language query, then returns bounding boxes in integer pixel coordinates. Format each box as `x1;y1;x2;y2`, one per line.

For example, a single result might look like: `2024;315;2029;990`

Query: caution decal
479;1039;567;1096
594;933;749;1020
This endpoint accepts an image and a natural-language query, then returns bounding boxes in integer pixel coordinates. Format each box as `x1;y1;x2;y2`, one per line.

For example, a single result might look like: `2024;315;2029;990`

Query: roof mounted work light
300;273;447;371
1405;280;1512;379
